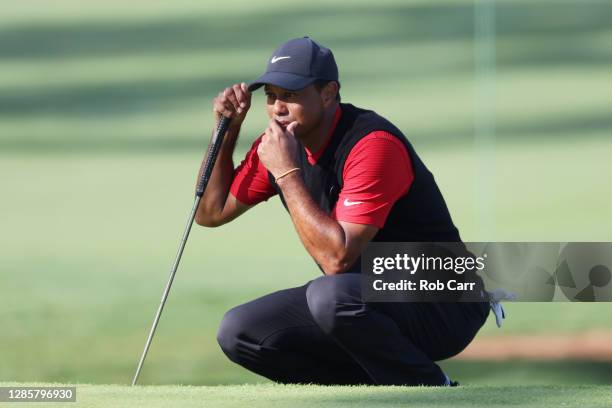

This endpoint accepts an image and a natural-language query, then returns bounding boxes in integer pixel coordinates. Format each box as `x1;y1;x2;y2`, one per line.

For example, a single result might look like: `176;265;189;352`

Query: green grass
1;137;611;385
1;383;611;408
1;0;612;390
2;1;612;150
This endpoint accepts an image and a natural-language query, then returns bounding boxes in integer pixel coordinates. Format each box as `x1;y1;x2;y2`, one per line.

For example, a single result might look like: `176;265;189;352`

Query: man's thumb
286;121;298;135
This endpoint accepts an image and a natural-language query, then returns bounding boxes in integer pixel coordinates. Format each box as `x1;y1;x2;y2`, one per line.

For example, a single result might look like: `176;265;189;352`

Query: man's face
264;84;325;139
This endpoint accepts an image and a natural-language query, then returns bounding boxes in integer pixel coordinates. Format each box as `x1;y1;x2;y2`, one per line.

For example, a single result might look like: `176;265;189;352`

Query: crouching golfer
195;37;490;386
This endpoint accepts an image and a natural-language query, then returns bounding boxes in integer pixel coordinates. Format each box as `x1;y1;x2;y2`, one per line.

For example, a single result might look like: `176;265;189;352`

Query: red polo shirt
229;107;414;228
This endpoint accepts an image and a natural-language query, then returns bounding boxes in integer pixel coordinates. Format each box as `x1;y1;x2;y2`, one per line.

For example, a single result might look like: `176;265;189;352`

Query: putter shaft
131;196;200;386
132;116;230;386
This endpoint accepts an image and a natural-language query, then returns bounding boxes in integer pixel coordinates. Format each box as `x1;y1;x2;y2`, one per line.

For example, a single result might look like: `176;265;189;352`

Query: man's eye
284;92;295;99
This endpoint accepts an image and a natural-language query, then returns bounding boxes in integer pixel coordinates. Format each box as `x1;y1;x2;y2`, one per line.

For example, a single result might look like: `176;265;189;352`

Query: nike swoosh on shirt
271;56;291;63
343;198;364;207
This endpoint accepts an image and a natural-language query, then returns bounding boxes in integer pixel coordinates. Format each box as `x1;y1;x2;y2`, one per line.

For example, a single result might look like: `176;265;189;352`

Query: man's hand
257;119;301;178
195;83;254;228
213;82;251;130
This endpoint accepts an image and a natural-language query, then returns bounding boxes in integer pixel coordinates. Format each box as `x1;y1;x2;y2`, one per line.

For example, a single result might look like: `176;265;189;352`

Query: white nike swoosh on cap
271;56;291;63
343;198;364;207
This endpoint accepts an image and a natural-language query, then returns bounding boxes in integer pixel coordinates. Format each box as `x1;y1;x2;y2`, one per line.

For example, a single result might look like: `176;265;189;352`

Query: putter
131;116;231;386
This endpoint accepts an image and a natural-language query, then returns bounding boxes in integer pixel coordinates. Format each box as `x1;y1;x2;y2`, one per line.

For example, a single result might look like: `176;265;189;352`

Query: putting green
1;383;611;408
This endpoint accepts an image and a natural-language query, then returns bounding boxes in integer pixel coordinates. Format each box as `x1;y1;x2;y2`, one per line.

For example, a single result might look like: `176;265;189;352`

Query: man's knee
216;306;247;362
306;275;361;334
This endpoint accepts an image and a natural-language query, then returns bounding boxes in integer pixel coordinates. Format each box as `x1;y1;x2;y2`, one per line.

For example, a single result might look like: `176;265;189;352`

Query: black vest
269;103;461;272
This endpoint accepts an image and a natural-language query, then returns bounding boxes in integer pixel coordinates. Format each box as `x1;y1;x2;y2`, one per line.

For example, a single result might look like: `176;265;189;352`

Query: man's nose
273;99;288;116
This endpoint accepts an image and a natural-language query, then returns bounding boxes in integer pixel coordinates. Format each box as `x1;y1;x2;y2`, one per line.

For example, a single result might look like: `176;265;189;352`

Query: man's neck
299;103;339;153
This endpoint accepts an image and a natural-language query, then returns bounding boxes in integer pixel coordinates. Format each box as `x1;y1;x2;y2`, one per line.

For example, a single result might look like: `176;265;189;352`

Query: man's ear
322;82;339;106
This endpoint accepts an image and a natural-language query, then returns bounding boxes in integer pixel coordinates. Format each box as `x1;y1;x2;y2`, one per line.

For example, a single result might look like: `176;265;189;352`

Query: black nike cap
248;36;339;92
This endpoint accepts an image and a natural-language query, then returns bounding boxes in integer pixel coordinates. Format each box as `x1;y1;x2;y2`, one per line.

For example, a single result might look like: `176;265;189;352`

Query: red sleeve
332;131;414;228
229;135;277;205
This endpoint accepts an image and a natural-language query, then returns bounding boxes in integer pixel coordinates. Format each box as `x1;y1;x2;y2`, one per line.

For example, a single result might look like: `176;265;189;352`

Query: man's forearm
195;124;240;224
276;172;350;275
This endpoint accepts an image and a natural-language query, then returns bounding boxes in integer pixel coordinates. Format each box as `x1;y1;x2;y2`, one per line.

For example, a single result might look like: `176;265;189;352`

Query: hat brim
248;72;317;92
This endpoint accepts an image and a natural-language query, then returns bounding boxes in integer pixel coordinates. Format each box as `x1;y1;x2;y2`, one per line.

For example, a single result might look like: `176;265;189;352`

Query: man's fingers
240;82;249;95
213;97;233;118
212;83;251;121
268;118;283;134
286;121;298;136
213;92;233;118
256;136;266;156
233;83;249;110
223;87;241;114
221;101;235;118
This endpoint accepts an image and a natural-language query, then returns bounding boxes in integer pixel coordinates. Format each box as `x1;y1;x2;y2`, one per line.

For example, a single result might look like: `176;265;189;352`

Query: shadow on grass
1;110;611;153
182;361;612;387
1;2;611;151
0;5;610;119
1;3;611;60
0;75;237;116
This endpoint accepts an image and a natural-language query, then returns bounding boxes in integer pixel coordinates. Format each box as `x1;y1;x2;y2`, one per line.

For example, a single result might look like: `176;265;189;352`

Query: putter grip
196;116;231;197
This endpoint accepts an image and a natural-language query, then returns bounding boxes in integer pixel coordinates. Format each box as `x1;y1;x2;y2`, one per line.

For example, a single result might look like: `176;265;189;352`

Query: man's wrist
217;125;241;152
225;123;242;140
275;169;302;189
275;167;301;182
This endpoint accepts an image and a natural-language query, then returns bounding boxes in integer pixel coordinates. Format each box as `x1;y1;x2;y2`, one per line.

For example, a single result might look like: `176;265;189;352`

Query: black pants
216;273;489;386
